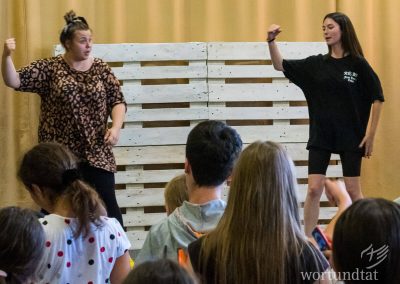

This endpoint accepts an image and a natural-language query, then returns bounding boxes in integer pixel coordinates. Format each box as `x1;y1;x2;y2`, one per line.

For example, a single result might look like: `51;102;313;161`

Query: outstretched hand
267;24;282;42
3;38;16;57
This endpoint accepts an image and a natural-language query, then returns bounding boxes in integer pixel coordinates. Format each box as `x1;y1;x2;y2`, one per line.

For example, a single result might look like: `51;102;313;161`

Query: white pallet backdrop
55;42;340;252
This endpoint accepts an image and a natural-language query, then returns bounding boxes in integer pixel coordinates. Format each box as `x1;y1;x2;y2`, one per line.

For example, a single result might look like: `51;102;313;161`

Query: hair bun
64;10;77;24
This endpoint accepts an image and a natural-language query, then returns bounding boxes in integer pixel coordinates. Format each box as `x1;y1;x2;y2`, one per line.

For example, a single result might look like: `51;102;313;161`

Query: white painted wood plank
209;106;309;120
123;212;167;227
207;42;327;60
115;183;328;209
125;231;148;250
122;83;208;104
116;188;166;207
114;145;186;165
208;65;282;79
118;125;312;146
208;83;305;102
234;125;309;143
115;169;184;184
125;108;208;122
118;127;191;146
113;65;207;80
119;194;333;227
114;165;342;184
121;203;336;227
55;42;207;61
113;144;340;165
120;125;305;145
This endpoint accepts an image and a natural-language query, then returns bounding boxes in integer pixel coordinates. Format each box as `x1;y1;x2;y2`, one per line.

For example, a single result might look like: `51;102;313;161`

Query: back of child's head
164;174;188;215
123;258;196;284
333;198;400;283
0;206;45;284
185;120;242;187
18;142;104;238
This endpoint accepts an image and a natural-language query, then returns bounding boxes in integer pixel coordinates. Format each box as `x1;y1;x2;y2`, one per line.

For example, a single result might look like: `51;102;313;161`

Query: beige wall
1;0;399;207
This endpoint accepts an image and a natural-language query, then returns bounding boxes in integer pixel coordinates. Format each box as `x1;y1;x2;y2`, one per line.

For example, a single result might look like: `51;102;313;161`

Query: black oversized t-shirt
283;54;384;153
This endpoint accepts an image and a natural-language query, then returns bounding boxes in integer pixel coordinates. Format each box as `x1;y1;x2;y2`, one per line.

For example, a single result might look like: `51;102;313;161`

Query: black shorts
308;148;363;177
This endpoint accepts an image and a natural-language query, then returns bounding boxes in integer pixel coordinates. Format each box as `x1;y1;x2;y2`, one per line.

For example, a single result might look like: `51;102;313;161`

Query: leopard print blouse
16;55;126;172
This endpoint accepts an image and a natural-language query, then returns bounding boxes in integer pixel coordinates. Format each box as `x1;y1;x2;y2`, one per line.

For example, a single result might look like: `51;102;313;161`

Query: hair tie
62;169;81;186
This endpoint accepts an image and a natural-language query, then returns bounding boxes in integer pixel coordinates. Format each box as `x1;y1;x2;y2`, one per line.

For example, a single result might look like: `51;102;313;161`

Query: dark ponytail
18;142;104;238
60;10;90;49
67;179;104;238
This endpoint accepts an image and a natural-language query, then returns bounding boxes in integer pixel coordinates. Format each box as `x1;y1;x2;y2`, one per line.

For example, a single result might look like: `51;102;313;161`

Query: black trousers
80;163;124;226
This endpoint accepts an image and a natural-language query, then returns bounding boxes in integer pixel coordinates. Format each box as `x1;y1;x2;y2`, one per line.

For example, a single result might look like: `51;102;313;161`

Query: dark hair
185;120;242;187
18;142;104;238
333;198;400;283
122;259;196;284
59;10;90;49
324;12;364;58
0;206;45;284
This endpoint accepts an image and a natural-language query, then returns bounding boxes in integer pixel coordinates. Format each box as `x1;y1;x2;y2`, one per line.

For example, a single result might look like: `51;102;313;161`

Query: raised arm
267;24;284;71
1;38;21;88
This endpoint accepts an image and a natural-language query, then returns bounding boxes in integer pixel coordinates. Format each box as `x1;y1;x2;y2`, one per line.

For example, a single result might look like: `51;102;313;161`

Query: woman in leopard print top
2;10;126;225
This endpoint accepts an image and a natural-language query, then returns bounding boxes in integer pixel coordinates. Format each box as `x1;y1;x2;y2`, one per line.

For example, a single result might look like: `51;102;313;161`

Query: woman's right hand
3;38;16;57
267;24;282;42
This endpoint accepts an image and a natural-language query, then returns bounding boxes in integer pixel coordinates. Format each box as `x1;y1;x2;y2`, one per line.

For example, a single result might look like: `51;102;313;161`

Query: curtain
0;0;398;207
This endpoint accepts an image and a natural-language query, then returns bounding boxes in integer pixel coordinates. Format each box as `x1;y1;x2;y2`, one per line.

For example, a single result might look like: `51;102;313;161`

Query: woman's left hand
359;133;375;158
104;127;120;145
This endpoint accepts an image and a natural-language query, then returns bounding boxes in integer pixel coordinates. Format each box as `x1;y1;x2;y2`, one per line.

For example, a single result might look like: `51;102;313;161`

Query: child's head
0;206;45;284
333;198;400;283
164;174;188;215
123;258;196;284
18;142;104;237
185;120;242;187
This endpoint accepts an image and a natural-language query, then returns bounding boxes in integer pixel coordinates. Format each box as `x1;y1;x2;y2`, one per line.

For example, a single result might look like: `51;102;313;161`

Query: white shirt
36;214;130;284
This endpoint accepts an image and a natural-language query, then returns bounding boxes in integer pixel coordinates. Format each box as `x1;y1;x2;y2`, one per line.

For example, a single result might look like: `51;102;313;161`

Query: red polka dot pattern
46;241;51;247
57;251;64;257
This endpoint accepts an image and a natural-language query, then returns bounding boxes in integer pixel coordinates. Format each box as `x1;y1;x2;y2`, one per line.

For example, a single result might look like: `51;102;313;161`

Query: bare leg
343;176;363;201
323;179;352;240
304;174;325;237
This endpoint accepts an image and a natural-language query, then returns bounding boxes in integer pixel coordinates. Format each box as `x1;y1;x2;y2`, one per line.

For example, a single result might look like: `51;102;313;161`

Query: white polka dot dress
35;214;131;284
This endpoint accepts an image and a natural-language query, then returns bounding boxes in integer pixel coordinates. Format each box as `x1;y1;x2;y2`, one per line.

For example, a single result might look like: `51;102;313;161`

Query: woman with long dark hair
267;12;384;237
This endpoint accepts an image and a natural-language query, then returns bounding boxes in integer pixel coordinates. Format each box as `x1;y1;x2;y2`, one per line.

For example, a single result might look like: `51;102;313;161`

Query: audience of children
188;141;329;284
18;142;131;284
0;206;45;284
136;120;243;264
3;121;400;283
